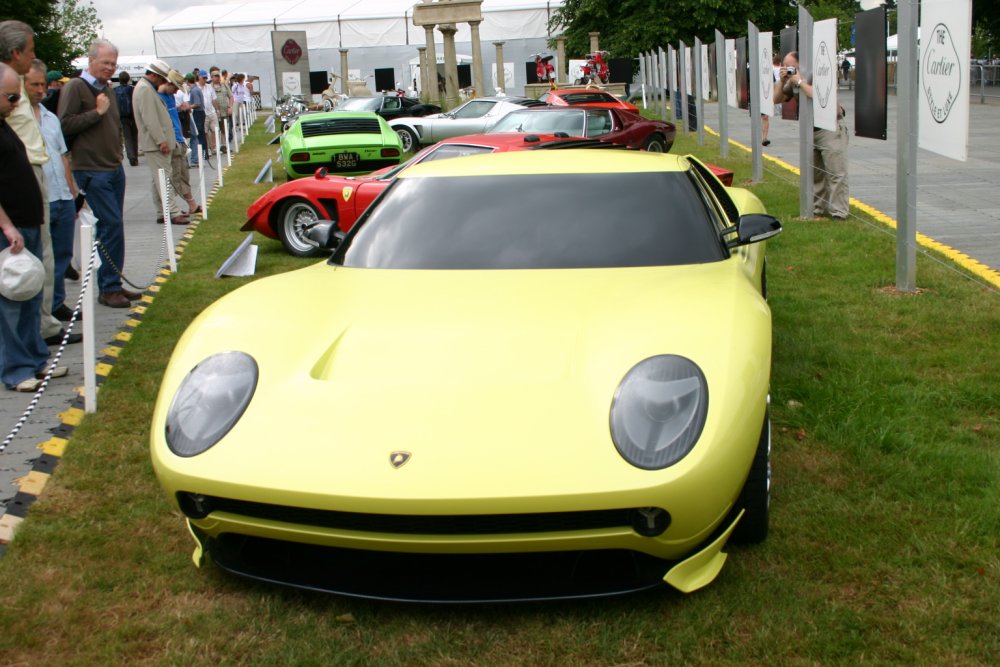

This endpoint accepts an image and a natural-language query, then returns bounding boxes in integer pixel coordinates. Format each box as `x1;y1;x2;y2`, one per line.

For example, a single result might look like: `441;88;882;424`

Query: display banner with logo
725;39;737;109
271;31;311;98
701;44;711;101
919;0;972;161
758;32;775;117
811;19;838;131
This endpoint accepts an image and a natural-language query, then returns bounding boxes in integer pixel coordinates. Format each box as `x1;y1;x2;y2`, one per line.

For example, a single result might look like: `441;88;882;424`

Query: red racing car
244;133;733;256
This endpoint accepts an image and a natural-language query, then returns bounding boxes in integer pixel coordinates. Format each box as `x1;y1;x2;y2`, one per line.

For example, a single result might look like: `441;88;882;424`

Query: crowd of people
0;18;254;393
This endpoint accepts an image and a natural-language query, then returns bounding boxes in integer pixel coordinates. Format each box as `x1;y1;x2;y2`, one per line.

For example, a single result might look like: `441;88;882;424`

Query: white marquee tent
152;0;565;100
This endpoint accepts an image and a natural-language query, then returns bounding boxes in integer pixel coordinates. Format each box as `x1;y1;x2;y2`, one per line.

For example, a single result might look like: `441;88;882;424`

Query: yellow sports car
151;151;782;602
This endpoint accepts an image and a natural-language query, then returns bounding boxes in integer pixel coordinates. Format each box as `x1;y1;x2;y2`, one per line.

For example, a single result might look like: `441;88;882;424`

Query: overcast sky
92;0;224;56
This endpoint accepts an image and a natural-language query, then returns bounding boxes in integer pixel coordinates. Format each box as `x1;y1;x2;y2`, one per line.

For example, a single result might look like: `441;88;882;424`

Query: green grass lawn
0;125;996;665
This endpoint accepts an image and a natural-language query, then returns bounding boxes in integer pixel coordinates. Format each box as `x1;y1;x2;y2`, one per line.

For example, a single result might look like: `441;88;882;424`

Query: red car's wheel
276;197;325;257
642;134;668;153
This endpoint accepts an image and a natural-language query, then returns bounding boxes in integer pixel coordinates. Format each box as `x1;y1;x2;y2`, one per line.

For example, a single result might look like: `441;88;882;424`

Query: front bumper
181;500;743;601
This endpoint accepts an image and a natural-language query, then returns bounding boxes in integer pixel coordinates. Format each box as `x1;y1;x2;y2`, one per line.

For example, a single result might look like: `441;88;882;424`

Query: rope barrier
0;240;98;455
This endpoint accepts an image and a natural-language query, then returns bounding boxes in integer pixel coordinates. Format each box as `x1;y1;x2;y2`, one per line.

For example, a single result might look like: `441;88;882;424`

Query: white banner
919;0;972;161
685;47;693;95
812;19;839;131
701;44;711;101
726;39;737;109
668;46;676;96
758;32;775;117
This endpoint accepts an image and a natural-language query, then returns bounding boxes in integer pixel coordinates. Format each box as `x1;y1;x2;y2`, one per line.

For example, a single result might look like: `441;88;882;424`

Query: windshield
333;172;725;269
337;97;381;112
490;110;585;135
451;100;496;119
373;144;498;180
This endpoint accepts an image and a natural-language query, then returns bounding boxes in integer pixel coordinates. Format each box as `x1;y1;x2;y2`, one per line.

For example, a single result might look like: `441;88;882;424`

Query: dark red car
489;106;675;152
539;88;640;112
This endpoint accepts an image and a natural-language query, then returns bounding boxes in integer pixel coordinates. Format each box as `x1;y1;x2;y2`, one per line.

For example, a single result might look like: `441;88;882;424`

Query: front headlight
610;355;708;470
165;351;258;457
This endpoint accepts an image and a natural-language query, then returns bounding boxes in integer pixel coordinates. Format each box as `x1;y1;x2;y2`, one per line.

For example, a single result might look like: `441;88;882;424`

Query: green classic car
281;111;403;180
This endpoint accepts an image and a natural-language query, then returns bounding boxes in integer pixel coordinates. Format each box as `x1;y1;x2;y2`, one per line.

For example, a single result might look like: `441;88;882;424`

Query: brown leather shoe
119;288;143;300
98;291;131;308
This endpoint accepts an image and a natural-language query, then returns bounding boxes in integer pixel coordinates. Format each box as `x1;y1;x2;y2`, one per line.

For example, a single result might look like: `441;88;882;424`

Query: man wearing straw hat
133;58;187;225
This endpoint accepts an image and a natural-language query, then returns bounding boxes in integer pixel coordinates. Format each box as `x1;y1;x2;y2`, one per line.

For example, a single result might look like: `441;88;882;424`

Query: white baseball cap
0;247;45;302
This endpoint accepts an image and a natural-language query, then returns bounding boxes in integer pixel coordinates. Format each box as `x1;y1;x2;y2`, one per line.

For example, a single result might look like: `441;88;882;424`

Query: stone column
469;20;484;99
416;46;427;97
439;23;459;109
493;41;505;94
423;25;438;104
339;49;349;95
589;32;600;54
556;37;567;85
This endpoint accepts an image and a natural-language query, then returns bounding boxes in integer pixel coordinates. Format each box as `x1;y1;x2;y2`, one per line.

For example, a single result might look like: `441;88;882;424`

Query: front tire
395;126;419;153
276;197;325;257
731;411;770;544
642;134;667;152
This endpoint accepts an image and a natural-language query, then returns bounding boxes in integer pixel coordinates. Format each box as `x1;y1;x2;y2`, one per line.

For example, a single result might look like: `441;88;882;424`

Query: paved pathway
695;88;1000;278
0;150;230;542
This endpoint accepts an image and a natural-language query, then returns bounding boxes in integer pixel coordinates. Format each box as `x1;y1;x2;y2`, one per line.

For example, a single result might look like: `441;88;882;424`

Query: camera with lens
785;66;797;75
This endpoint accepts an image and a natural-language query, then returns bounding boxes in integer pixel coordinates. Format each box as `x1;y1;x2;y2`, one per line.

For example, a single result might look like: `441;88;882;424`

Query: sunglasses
3;92;20;103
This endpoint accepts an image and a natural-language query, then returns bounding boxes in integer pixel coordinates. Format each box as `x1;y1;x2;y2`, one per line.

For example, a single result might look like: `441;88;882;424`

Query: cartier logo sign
921;24;961;123
281;39;303;65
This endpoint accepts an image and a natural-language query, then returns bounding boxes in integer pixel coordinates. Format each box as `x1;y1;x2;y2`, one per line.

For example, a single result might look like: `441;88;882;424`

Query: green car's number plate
335;153;359;169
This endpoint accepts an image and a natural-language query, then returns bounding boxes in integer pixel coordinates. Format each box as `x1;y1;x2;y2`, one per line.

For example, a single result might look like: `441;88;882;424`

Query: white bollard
214;124;223;187
157;168;178;273
197;148;208;220
234;111;242;154
223;117;233;166
80;219;96;413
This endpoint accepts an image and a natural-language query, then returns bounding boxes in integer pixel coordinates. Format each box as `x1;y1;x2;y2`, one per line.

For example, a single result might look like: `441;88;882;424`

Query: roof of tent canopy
153;0;562;31
153;0;563;56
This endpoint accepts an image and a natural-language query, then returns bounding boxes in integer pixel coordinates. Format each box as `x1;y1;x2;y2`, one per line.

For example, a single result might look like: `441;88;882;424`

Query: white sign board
759;32;775;117
701;44;711;101
668;47;676;96
726;39;737;109
491;62;515;93
685;47;693;95
812;19;839;131
919;0;972;161
281;71;302;96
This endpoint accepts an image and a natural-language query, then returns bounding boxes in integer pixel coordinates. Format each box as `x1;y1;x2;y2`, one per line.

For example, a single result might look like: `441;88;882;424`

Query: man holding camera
775;51;849;220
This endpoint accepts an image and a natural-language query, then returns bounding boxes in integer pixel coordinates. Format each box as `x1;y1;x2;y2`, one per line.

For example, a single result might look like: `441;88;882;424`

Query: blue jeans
0;227;50;388
49;198;76;310
188;115;202;164
73;166;126;294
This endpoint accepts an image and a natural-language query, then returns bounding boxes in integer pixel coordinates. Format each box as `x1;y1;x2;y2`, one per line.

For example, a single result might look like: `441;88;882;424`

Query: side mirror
304;221;346;251
726;213;782;248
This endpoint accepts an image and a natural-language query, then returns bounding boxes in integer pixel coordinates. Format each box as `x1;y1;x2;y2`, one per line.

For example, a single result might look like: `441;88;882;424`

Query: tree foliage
549;0;799;58
0;0;101;71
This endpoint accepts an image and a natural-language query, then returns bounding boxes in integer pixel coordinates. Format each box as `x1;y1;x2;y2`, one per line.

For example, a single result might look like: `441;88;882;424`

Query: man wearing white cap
0;61;65;392
133;58;187;224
